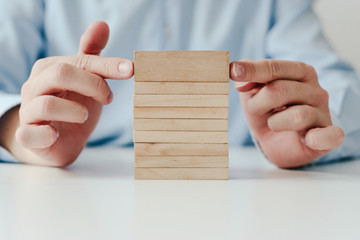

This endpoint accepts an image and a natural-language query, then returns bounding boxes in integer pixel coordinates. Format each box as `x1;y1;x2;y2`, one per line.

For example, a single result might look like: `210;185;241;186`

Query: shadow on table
229;157;360;180
60;147;134;179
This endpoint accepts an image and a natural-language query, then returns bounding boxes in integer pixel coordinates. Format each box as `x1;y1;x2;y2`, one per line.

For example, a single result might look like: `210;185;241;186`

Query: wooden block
134;51;229;82
135;167;229;180
133;119;228;131
134;143;228;156
133;95;228;107
133;131;228;143
134;82;229;95
133;107;228;119
135;156;228;168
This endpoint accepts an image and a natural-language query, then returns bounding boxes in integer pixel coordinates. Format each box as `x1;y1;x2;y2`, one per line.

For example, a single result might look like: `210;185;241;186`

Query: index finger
60;55;133;80
230;59;317;84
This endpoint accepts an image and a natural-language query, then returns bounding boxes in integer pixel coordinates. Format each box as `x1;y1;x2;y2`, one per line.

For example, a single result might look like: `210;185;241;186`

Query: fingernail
83;109;89;121
107;91;113;103
233;63;245;78
118;61;132;75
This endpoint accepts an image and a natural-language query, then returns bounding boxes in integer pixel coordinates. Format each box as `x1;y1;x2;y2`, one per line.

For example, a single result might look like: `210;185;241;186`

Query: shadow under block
135;156;229;168
133;51;229;180
134;82;229;95
133;107;228;119
134;51;229;82
135;167;229;180
133;131;228;143
133;119;228;131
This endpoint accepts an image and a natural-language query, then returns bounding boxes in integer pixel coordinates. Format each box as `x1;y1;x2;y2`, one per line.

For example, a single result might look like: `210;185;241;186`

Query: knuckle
265;60;282;79
293;108;311;126
44;125;57;145
105;60;114;75
334;127;345;142
306;134;317;149
267;81;287;106
315;88;329;104
33;58;48;70
244;61;256;79
15;127;29;146
55;63;72;82
304;64;318;80
18;104;26;121
74;55;90;70
94;76;109;98
39;96;56;116
21;81;30;97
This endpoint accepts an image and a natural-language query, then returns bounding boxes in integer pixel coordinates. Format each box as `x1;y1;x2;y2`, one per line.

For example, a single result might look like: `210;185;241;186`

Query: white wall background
314;0;360;74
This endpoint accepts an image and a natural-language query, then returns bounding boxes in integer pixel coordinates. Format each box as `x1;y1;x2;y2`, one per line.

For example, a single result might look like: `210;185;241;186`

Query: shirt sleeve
0;0;45;162
265;0;360;163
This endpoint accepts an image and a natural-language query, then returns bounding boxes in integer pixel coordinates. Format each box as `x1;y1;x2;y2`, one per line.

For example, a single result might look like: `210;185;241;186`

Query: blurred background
314;0;360;73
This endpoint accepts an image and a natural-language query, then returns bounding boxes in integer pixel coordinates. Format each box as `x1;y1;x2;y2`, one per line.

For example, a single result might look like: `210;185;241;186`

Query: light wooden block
133;51;230;180
134;143;228;156
133;95;228;107
135;167;229;180
133;131;228;143
134;51;229;82
135;156;228;168
134;82;229;95
133;119;228;131
133;107;228;119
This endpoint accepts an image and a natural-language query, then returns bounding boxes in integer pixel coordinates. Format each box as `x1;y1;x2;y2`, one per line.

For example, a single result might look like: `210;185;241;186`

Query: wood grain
133;119;228;131
134;143;228;156
135;167;228;180
135;156;228;168
133;107;228;119
134;51;229;82
134;82;229;95
133;95;228;107
133;131;228;143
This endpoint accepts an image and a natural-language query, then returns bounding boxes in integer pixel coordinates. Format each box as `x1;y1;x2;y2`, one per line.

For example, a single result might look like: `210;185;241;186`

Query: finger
20;95;89;124
60;55;133;80
233;81;260;92
247;80;322;115
31;55;133;80
15;125;59;149
304;126;344;151
33;63;113;105
268;105;330;131
78;21;109;55
230;60;317;84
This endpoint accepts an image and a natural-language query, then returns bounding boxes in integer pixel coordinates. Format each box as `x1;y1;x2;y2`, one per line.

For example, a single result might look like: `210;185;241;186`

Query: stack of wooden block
133;51;229;180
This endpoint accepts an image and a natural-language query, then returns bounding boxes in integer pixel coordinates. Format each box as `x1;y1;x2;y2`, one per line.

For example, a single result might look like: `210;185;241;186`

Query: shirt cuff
0;92;21;163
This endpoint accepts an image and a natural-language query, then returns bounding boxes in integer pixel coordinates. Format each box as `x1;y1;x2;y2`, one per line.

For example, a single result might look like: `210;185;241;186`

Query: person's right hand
12;21;133;166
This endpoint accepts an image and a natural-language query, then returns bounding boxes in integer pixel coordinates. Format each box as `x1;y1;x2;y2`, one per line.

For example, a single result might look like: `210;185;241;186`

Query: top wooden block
134;51;229;82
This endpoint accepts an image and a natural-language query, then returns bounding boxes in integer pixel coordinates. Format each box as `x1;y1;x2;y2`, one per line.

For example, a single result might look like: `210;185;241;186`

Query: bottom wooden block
135;167;229;180
134;143;228;156
135;156;228;167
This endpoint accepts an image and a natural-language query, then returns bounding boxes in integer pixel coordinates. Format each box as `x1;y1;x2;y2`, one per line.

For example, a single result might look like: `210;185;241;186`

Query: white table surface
1;147;360;240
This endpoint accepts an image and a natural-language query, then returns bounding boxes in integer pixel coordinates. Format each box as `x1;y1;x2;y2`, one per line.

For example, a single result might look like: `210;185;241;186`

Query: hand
230;59;344;168
8;21;133;166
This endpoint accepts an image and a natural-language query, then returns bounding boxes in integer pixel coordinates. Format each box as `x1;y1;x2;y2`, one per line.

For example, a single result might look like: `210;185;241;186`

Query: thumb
78;21;110;56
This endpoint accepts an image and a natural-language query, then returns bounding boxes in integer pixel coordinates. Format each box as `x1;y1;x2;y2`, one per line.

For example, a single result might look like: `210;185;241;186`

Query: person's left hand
230;59;344;168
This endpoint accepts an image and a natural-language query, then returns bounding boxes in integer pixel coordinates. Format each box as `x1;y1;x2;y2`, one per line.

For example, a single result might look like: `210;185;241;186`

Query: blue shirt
0;0;359;163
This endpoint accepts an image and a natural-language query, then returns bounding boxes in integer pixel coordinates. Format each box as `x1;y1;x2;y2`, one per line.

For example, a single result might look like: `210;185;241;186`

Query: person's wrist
0;105;20;153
